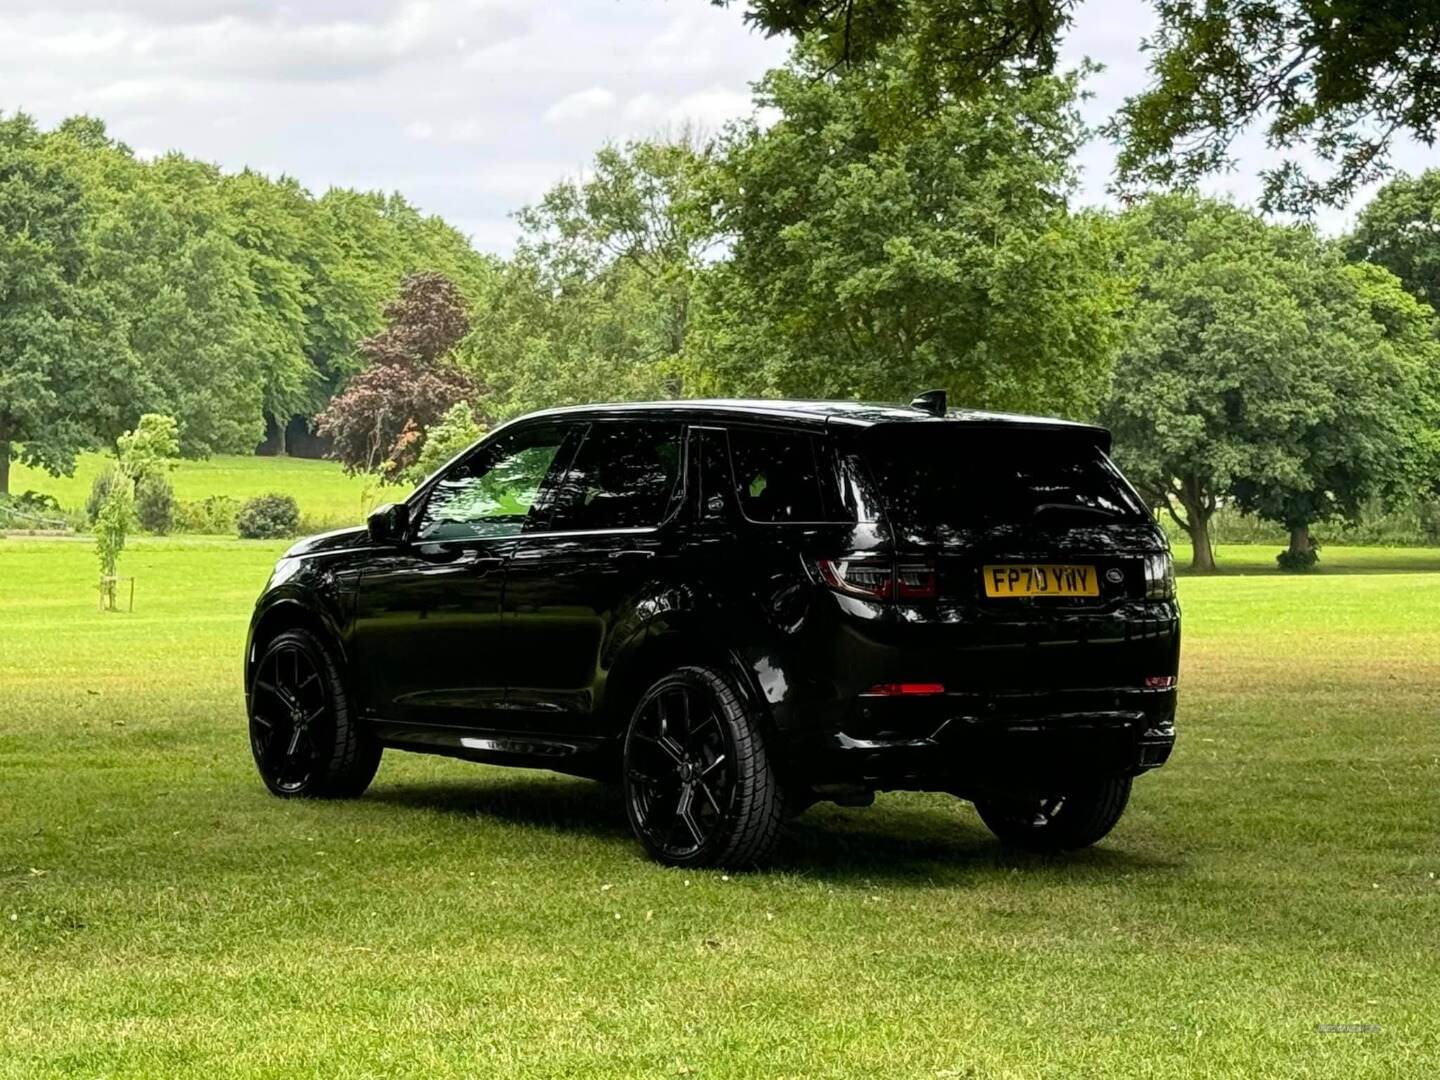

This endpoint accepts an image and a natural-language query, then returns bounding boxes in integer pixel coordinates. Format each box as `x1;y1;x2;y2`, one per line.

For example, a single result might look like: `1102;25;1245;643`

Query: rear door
500;419;685;734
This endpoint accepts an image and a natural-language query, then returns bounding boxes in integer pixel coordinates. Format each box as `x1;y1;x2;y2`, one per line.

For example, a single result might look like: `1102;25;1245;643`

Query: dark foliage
236;493;301;540
135;473;176;535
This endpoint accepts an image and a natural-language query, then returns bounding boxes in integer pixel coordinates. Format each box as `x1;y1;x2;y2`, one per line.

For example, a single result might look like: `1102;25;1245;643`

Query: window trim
722;422;854;527
526;417;690;538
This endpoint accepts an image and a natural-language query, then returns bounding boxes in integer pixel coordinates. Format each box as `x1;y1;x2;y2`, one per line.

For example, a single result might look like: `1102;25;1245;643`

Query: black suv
244;396;1179;867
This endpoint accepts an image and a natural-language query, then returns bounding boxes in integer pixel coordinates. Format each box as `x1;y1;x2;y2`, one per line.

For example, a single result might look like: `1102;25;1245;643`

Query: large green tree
1345;170;1440;308
696;36;1124;415
1104;195;1439;571
0;114;132;495
460;137;714;420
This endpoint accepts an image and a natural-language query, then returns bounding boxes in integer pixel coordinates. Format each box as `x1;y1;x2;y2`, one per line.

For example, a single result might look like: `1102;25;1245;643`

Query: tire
248;628;381;799
973;776;1132;852
621;665;783;869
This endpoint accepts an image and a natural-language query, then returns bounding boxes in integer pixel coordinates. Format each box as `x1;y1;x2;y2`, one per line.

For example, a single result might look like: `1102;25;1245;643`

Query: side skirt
368;717;619;781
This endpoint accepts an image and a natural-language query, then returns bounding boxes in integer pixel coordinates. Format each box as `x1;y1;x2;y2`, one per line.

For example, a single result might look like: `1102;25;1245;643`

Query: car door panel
350;421;581;729
500;420;685;735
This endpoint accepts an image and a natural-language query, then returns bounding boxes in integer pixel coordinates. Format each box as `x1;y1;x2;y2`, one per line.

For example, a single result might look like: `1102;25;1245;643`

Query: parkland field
1;531;1436;1078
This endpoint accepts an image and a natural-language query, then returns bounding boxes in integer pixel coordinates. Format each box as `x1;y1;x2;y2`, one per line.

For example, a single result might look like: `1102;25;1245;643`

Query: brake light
1145;675;1176;689
895;562;937;600
818;558;938;602
862;682;946;696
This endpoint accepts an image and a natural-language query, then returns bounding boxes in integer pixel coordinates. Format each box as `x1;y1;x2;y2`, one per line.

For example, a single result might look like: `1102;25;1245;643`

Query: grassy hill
10;452;408;531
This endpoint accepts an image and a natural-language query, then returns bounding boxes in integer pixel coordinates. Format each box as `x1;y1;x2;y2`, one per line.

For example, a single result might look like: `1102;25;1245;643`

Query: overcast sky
2;0;1432;253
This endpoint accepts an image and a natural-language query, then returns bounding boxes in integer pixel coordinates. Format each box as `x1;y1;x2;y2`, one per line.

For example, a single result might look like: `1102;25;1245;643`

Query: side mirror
366;502;410;545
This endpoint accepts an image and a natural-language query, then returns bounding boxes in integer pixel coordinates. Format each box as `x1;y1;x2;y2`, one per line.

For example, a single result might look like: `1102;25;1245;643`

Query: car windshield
861;425;1148;532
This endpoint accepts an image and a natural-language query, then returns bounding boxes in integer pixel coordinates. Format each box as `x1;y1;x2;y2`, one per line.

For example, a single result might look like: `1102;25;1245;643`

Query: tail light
1144;552;1175;600
818;557;937;602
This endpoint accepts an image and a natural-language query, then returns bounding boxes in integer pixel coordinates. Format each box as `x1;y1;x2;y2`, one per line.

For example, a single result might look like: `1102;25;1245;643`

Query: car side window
545;421;683;532
414;424;574;541
727;427;844;524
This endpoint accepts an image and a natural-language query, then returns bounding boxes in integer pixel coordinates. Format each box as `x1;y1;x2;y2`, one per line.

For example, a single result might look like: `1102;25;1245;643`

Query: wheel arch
245;598;351;702
602;624;783;745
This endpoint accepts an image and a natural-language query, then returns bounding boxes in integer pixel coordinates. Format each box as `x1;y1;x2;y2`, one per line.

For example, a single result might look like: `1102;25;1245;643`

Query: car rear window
860;425;1148;531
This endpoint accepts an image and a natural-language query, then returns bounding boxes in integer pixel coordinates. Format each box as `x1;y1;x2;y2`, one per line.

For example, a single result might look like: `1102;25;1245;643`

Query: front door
501;419;686;734
351;421;581;728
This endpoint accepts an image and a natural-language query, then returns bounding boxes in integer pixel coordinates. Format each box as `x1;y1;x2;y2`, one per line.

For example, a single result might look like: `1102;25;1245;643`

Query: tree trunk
1175;474;1217;573
1188;510;1217;573
1287;524;1313;560
0;439;10;497
276;418;288;457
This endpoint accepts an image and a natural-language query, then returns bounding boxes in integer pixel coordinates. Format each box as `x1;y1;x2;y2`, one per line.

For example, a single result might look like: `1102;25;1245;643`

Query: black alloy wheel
973;776;1132;852
622;666;783;868
249;628;380;798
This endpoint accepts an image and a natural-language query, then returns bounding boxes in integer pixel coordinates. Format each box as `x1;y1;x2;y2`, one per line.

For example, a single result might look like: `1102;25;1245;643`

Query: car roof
520;398;1110;443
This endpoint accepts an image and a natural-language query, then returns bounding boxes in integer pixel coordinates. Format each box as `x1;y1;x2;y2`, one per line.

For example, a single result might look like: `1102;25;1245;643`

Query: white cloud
0;0;784;253
543;86;616;125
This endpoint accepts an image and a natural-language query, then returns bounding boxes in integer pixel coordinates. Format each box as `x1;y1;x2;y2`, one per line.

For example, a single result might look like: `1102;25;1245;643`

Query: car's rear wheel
973;776;1132;851
622;666;783;868
249;628;381;798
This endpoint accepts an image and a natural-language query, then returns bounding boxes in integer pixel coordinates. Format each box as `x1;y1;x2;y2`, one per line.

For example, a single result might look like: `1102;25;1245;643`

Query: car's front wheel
248;628;381;798
973;776;1132;851
622;666;783;868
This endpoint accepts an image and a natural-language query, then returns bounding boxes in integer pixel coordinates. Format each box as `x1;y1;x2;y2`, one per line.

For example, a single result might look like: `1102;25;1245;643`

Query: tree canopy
696;35;1124;417
1345;169;1440;307
0;111;496;491
1104;195;1440;571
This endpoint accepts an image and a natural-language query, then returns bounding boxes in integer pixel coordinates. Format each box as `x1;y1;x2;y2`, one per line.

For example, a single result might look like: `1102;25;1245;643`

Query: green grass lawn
1;539;1435;1077
9;452;407;530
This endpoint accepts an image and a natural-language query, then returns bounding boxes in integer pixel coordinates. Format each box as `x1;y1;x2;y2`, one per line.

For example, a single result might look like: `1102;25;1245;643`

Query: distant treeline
0;112;493;492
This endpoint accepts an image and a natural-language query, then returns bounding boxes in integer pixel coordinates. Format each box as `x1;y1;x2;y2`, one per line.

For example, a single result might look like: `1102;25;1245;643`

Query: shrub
86;464;124;524
1275;544;1321;572
237;493;301;539
135;474;176;535
174;495;241;535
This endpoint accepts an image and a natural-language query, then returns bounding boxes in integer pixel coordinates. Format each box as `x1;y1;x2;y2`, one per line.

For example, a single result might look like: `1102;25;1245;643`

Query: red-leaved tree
316;271;478;478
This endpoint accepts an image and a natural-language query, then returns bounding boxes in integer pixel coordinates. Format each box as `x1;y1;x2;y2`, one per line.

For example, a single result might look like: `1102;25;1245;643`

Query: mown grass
0;538;1435;1078
9;452;407;529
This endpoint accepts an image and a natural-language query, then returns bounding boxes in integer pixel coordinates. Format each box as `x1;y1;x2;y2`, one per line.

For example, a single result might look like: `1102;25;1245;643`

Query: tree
1345;170;1440;307
1104;195;1440;571
1109;1;1440;214
0;113;131;496
407;402;486;483
696;36;1124;416
459;137;714;421
96;412;178;611
315;272;478;478
713;0;1074;96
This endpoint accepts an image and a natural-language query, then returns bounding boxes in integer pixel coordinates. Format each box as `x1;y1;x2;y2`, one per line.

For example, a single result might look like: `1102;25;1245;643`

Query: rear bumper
781;687;1176;797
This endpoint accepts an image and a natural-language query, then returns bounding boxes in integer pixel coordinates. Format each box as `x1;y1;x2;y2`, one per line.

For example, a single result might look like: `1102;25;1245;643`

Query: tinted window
728;427;845;524
546;421;683;531
862;426;1148;532
415;424;572;541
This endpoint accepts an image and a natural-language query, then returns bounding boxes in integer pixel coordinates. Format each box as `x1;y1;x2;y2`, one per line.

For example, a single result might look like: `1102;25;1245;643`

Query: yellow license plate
983;564;1098;598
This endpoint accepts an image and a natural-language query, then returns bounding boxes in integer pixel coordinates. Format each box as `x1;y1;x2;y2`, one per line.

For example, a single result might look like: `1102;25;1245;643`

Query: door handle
609;549;656;561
